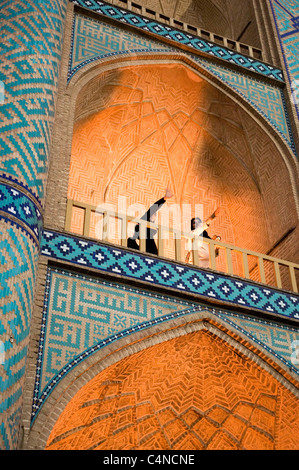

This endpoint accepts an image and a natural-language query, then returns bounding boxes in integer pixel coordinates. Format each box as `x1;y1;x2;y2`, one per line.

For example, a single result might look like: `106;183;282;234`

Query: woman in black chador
127;187;173;255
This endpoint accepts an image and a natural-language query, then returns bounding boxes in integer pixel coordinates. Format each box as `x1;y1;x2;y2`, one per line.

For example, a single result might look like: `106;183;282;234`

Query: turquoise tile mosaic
0;0;68;449
218;311;299;374
270;0;299;120
31;266;199;421
0;0;68;202
69;0;284;82
69;12;172;78
0;219;39;448
31;265;299;423
196;58;296;155
68;13;296;156
41;230;299;320
0;182;43;244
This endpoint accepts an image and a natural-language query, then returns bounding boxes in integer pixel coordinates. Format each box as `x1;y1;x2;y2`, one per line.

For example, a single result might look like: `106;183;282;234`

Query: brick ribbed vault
68;63;298;266
45;329;299;450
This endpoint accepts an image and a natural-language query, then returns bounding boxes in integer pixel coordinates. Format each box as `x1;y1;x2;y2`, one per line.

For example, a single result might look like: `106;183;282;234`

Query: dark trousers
127;237;158;255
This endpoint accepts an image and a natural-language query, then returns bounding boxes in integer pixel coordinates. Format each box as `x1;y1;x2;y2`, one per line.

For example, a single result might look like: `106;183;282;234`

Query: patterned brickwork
0;217;39;449
41;231;299;319
69;63;282;263
31;265;299;425
269;0;299;121
0;0;68;450
69;1;284;81
197;58;296;154
0;0;68;202
218;311;299;372
68;13;295;155
45;330;299;450
31;266;198;421
0;182;43;244
69;13;171;77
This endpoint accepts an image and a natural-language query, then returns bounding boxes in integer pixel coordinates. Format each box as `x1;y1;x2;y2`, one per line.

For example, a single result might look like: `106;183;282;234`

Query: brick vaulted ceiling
45;329;299;450
68;63;296;258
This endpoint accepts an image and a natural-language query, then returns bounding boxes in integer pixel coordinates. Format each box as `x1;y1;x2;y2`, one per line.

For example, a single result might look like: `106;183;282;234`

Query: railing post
120;214;128;248
83;207;91;237
209;241;217;270
258;256;266;284
289;266;298;293
274;261;282;289
65;199;74;232
225;247;234;275
139;220;146;252
242;252;250;279
102;211;109;242
158;226;164;257
174;230;181;262
192;237;199;266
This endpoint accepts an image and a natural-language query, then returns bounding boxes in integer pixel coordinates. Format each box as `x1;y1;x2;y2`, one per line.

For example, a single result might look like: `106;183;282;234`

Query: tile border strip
41;229;299;320
69;0;284;82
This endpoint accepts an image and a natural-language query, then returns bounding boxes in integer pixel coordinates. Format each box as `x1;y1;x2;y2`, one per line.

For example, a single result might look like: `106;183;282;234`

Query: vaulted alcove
67;62;298;277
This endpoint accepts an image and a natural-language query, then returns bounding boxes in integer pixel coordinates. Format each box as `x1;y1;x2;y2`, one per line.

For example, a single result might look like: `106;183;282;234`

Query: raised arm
141;186;174;221
205;207;220;227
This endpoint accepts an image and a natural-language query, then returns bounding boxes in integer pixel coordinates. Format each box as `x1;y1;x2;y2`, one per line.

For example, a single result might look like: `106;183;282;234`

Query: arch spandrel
43;327;299;450
28;275;299;450
67;11;294;155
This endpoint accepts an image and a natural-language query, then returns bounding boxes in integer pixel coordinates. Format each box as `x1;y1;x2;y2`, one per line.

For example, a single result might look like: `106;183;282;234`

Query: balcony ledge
41;228;299;324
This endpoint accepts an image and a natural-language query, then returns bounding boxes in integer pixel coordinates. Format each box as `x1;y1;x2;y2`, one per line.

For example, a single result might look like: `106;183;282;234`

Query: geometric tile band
269;0;299;121
0;182;43;243
0;0;68;202
31;266;299;424
69;14;295;155
41;230;299;320
69;1;284;82
0;219;39;449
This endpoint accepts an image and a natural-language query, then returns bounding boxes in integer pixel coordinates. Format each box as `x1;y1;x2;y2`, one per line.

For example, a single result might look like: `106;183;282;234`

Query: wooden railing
101;0;263;61
65;199;299;293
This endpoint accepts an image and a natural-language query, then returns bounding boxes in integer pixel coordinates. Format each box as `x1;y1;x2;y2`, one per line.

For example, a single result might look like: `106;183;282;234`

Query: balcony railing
101;0;263;61
65;199;299;293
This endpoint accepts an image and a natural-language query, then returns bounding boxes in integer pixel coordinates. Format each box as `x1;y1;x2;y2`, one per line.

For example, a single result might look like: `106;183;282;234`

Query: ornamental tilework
69;13;295;156
31;266;198;420
0;0;68;449
0;182;43;243
195;58;296;154
41;230;299;320
69;0;284;81
269;0;299;120
32;265;299;423
69;13;171;77
218;311;299;375
0;0;68;202
0;219;39;449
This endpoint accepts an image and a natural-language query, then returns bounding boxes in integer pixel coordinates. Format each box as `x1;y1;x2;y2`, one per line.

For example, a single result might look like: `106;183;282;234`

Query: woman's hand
165;186;174;199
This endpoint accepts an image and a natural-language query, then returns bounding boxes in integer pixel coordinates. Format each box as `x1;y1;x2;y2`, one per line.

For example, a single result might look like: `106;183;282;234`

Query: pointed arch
28;311;299;450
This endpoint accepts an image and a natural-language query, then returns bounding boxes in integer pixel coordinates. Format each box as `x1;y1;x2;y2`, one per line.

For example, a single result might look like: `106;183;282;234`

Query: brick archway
66;61;298;267
45;327;299;450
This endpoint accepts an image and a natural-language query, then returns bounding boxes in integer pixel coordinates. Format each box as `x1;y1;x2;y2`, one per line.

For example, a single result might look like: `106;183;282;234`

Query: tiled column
0;0;68;449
